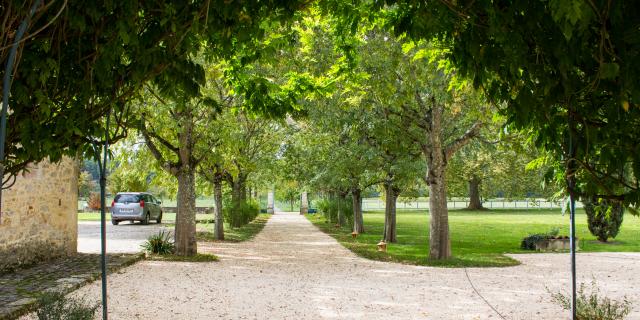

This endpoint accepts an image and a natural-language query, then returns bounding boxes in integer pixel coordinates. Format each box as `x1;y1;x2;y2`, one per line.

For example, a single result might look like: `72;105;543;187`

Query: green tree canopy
0;0;307;179
370;0;640;205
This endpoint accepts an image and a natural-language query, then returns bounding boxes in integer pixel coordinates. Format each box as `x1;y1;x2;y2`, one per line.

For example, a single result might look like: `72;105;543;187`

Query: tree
279;22;426;239
348;30;489;258
200;107;282;236
584;198;625;242
1;1;309;182
204;164;226;240
409;57;484;258
81;160;101;181
137;79;218;255
78;171;96;200
354;30;427;242
364;1;640;208
276;180;300;212
218;111;283;217
446;134;555;207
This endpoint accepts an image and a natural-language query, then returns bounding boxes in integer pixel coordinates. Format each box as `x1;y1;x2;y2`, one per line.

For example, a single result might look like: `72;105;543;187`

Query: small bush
549;280;632;320
584;197;624;242
317;197;353;227
87;192;102;210
36;291;98;320
224;200;259;228
141;230;174;254
316;199;337;223
521;228;561;250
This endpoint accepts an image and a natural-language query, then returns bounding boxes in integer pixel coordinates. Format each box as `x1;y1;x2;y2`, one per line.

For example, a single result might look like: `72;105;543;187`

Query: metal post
570;194;577;319
97;110;111;320
567;106;577;320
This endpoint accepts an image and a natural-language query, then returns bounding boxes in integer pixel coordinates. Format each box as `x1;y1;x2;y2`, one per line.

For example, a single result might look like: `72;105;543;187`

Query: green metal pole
569;194;577;319
98;110;111;319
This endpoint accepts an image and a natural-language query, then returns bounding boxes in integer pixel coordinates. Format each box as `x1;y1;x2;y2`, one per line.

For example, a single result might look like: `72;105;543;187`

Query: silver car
110;192;163;225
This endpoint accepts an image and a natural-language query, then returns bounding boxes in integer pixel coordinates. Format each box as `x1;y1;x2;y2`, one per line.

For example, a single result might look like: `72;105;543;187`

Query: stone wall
0;157;79;273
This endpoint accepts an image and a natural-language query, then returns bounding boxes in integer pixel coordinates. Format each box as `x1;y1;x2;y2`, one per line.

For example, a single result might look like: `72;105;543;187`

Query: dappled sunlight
6;2;638;319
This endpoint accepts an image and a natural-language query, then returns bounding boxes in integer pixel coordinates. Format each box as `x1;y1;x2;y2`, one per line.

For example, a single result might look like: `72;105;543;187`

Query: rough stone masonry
0;157;78;273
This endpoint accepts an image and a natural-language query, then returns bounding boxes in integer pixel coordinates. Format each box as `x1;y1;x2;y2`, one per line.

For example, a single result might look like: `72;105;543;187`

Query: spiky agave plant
141;230;174;255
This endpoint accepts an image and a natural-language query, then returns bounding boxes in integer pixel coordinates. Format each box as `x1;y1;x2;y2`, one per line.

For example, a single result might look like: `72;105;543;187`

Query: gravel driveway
72;212;640;319
77;221;168;254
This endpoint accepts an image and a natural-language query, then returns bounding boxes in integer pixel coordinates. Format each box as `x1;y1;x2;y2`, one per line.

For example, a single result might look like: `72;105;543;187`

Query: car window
114;194;140;203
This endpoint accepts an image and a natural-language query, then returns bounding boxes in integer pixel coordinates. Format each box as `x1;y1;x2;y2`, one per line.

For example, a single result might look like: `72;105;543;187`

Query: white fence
361;198;579;211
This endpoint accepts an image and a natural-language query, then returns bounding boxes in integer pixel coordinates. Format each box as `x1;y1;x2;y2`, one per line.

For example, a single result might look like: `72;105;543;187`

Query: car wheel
142;212;150;225
156;211;162;224
111;220;119;225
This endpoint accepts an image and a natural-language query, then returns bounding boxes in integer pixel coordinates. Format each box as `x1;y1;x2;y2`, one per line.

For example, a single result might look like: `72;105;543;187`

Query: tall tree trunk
383;181;398;243
175;169;197;256
467;175;483;210
428;171;450;259
230;172;247;208
425;102;451;260
213;172;224;240
229;178;244;227
232;180;242;208
352;188;364;233
338;192;347;226
240;182;247;202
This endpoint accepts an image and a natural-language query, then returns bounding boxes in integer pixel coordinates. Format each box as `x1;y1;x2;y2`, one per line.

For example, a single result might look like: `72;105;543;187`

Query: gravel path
77;221;167;254
71;212;640;319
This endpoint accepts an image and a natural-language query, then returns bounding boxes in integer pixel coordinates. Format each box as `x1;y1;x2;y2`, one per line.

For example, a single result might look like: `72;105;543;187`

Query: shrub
224;200;259;228
549;279;632;320
317;197;353;227
521;228;560;250
141;230;174;255
583;197;624;242
87;192;102;210
36;291;98;320
317;199;337;223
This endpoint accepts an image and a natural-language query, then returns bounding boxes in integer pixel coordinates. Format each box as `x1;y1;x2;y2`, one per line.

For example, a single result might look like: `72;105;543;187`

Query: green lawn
78;196;218;209
146;253;218;262
196;214;271;242
77;212;214;222
307;209;640;268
